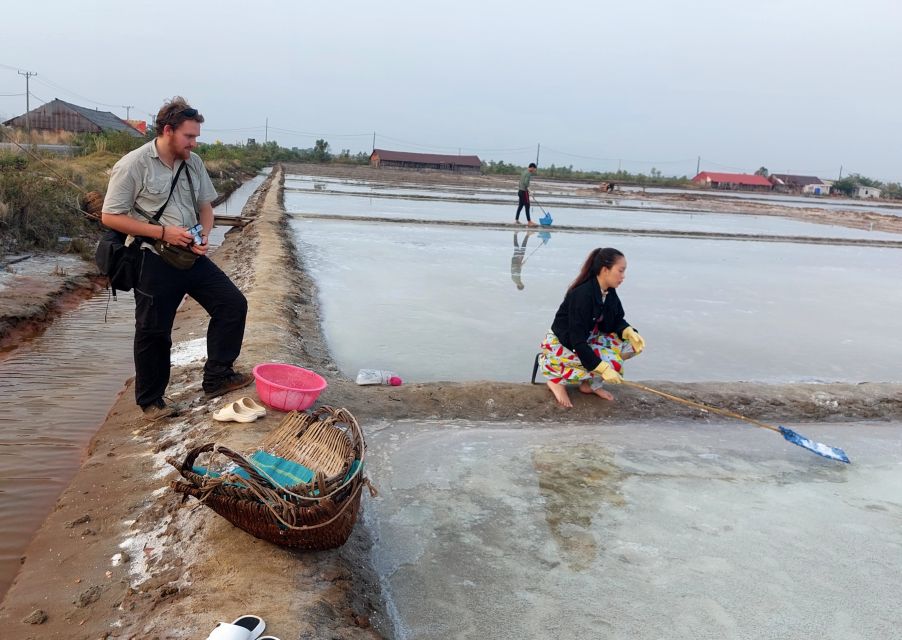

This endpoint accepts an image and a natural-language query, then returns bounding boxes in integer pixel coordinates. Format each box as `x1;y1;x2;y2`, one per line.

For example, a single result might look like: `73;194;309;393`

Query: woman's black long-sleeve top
550;277;631;371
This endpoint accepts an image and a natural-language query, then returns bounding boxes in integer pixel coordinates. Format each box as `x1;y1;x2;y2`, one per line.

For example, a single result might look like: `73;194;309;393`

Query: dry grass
40;152;119;193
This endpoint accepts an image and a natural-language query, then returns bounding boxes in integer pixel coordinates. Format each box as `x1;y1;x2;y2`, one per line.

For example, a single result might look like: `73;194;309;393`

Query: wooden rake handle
621;380;781;434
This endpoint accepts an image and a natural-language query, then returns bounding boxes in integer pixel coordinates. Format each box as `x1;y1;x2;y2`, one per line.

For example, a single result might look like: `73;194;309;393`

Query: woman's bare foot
579;380;614;401
547;381;572;408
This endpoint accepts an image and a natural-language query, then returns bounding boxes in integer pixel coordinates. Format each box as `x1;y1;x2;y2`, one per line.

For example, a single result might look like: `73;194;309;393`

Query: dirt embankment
0;168;385;640
1;163;901;640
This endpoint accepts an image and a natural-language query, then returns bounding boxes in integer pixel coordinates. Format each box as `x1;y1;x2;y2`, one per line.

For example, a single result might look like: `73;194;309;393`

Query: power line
204;126;267;133
702;158;748;172
33;75;122;109
542;145;696;167
29;75;153;119
268;126;372;138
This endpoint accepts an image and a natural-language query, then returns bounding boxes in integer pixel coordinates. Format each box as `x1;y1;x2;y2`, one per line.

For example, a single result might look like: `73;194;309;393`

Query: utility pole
122;105;134;120
372;131;376;153
838;165;843;180
18;70;36;134
696;155;701;175
536;143;540;167
265;117;268;144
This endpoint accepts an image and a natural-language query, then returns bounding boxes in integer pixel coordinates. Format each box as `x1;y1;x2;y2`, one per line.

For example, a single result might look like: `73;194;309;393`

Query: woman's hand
622;326;646;354
593;361;623;384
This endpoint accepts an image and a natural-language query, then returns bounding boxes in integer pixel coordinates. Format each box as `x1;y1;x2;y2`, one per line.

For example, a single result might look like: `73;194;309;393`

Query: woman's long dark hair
568;247;625;291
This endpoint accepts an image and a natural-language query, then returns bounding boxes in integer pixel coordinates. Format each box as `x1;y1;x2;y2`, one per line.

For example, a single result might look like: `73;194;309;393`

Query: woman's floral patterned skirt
539;328;635;388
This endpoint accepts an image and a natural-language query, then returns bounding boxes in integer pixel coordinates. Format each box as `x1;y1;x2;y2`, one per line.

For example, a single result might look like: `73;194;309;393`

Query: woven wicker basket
168;405;372;550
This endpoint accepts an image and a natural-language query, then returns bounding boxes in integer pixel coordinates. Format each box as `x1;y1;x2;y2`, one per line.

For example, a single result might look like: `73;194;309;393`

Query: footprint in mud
532;444;625;571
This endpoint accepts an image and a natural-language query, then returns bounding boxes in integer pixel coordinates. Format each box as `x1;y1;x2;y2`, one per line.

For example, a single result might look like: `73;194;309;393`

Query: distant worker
516;163;538;227
537;247;646;408
510;230;534;290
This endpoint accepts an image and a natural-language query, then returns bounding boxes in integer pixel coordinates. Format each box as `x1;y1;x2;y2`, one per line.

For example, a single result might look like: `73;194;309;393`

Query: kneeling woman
539;247;646;408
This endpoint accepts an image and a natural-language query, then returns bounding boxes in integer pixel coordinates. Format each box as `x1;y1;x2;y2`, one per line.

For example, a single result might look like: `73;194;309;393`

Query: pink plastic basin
252;363;327;411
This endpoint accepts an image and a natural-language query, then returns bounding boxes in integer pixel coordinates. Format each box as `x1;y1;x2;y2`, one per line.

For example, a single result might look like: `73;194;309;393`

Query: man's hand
81;191;105;216
161;225;195;248
190;235;209;256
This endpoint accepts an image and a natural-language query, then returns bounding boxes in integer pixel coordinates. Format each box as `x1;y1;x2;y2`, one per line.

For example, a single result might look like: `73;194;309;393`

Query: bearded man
100;97;250;420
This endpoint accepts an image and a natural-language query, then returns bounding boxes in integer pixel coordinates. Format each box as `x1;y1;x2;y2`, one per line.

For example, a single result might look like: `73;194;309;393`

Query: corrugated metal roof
2;99;141;136
58;100;141;135
372;148;481;167
770;173;823;187
692;172;773;187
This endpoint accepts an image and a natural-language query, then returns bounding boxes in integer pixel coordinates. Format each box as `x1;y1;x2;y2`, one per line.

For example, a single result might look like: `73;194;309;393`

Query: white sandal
212;401;259;423
237;396;267;419
207;615;266;639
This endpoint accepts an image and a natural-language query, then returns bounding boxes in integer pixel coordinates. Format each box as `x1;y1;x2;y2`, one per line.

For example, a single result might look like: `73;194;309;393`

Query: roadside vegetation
482;159;692;187
0;152;102;258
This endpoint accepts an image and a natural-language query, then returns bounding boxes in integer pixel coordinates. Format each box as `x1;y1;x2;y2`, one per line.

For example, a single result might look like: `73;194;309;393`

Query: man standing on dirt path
516;163;538;226
98;97;251;421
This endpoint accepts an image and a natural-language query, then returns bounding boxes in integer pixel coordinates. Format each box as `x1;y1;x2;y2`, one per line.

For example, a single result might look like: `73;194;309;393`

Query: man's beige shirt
102;139;217;247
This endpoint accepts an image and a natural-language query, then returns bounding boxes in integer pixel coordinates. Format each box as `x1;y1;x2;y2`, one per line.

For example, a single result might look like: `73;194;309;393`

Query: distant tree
856;174;881;188
754;166;769;176
313;138;331;162
880;182;902;199
832;176;858;197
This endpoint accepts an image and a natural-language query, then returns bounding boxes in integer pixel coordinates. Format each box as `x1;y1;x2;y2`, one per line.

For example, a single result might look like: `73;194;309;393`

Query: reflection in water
532;444;625;571
510;231;530;290
510;230;551;290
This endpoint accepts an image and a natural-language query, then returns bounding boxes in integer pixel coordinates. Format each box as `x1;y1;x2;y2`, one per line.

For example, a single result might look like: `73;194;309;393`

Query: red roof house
692;172;773;190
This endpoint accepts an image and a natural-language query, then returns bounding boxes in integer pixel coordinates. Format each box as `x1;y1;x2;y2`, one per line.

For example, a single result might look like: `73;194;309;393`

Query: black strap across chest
151;161;186;221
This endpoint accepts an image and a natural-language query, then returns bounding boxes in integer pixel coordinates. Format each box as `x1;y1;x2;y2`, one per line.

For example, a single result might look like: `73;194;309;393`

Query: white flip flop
237;396;267;419
207;614;266;639
212;401;259;423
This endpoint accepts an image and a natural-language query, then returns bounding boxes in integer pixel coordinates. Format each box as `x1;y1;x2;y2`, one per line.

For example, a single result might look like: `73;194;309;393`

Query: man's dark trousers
133;249;247;407
516;189;531;222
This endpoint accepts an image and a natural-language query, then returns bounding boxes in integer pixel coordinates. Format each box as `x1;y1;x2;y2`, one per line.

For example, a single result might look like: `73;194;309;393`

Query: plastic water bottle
356;368;402;386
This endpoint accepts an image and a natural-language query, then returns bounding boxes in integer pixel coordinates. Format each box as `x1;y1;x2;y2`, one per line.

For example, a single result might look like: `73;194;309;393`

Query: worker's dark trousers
133;249;247;408
516;189;531;221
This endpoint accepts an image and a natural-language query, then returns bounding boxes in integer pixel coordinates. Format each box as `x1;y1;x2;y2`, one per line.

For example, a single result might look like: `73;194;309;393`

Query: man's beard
168;138;190;160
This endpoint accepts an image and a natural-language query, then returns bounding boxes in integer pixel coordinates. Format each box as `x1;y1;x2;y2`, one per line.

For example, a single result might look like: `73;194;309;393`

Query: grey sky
3;0;901;180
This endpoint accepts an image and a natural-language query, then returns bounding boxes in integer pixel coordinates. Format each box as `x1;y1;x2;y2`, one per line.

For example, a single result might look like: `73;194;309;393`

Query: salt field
287;174;902;384
364;418;902;639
